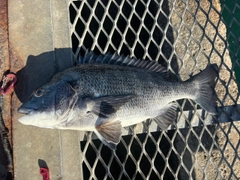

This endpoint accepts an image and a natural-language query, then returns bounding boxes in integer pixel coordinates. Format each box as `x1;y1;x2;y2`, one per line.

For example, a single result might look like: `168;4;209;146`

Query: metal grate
69;0;240;179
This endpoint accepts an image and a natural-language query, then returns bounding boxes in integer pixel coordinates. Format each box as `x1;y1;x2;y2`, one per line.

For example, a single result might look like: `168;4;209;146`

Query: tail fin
191;64;218;114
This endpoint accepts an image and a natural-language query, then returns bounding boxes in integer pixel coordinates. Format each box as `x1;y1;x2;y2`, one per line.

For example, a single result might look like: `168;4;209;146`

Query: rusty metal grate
69;0;240;179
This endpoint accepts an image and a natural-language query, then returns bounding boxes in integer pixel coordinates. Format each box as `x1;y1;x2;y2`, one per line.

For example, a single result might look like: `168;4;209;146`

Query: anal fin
153;103;178;130
95;120;122;150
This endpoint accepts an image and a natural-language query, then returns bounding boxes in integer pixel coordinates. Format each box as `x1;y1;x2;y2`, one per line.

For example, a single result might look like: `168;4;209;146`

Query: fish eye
34;88;44;97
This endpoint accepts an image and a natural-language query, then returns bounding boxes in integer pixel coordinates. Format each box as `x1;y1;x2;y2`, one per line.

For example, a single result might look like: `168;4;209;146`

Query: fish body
18;53;217;149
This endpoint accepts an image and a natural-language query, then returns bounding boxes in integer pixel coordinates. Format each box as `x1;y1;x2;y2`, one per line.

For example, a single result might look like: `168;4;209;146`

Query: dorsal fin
77;52;167;74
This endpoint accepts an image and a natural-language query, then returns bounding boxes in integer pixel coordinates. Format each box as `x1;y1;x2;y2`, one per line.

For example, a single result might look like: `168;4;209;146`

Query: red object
40;168;50;180
0;73;17;95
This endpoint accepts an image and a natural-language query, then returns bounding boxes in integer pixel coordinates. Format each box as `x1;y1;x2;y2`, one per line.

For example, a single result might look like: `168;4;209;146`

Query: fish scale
18;53;217;150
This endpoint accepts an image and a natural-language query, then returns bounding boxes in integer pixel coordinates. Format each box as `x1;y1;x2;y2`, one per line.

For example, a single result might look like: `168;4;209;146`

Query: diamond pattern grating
69;0;240;179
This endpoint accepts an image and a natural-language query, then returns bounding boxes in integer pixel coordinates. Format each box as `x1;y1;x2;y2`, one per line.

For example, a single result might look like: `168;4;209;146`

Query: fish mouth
17;107;35;115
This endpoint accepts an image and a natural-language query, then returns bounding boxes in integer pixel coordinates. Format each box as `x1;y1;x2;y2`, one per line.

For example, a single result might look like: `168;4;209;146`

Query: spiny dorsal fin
78;52;167;75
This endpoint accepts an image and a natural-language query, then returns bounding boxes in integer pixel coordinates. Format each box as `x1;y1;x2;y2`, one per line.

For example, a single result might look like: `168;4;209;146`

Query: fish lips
18;106;35;115
18;106;54;127
17;106;36;125
18;104;59;128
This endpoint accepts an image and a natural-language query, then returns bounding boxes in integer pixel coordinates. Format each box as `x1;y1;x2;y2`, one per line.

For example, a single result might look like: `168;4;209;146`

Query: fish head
18;80;78;128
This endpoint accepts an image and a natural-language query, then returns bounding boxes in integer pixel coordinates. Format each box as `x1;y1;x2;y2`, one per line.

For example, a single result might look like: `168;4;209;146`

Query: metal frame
69;0;240;179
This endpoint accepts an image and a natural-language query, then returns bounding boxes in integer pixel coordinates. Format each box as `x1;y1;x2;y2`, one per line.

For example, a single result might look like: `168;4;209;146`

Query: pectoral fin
87;95;135;118
153;103;178;130
95;120;122;150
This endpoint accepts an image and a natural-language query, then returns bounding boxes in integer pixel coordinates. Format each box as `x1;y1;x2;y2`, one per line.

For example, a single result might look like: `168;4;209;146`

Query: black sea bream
18;52;217;150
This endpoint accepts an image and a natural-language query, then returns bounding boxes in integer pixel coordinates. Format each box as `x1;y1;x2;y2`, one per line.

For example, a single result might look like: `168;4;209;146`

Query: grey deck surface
9;0;84;179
